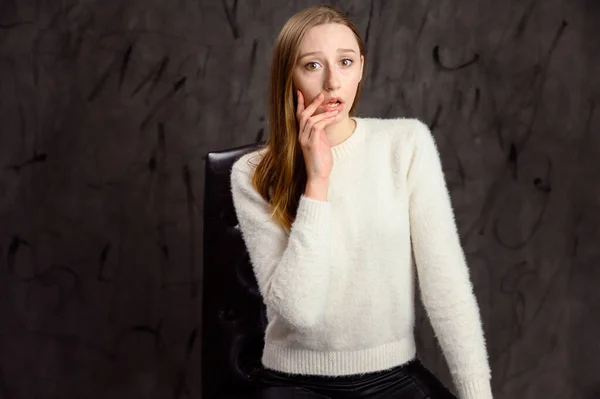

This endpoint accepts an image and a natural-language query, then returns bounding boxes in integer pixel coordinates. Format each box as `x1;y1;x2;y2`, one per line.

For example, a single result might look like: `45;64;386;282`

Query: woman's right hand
296;90;339;182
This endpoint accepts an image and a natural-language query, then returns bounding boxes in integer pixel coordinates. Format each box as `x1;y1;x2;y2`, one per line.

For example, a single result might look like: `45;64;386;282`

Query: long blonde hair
245;5;367;233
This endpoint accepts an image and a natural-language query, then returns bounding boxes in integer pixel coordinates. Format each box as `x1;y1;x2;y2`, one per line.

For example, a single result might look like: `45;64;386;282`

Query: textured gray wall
1;0;599;398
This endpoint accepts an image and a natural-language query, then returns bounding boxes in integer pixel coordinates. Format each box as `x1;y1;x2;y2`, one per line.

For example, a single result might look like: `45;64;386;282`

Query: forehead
299;23;358;53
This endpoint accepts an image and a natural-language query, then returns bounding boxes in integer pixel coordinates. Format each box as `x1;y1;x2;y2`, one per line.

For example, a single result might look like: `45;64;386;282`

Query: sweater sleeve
230;162;332;330
406;121;493;399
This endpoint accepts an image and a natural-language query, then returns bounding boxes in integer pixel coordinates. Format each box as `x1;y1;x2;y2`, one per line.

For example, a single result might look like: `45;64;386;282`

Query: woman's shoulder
358;115;427;132
358;116;431;148
231;146;268;176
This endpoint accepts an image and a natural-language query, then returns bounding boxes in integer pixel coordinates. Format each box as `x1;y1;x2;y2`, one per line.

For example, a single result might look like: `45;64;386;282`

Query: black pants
251;358;458;399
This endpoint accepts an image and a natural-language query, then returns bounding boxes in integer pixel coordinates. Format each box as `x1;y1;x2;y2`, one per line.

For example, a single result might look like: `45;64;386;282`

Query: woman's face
293;23;364;121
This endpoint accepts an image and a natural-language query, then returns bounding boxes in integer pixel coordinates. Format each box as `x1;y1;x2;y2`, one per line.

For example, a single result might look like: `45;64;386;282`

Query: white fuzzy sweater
230;117;492;399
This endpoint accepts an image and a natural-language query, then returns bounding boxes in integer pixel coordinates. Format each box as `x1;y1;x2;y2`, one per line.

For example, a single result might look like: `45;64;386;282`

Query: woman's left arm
406;120;493;399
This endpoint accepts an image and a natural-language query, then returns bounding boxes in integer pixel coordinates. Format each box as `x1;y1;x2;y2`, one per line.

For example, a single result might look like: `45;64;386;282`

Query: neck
324;116;356;147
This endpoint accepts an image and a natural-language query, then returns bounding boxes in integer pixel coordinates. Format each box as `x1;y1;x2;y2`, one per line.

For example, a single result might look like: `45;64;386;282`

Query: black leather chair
202;141;269;399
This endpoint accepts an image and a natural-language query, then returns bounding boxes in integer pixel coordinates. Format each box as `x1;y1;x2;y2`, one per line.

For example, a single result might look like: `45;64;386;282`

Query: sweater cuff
294;194;331;228
456;377;493;399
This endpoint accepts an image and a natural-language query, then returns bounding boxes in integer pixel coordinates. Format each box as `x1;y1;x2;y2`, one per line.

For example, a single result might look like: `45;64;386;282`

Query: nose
324;64;341;91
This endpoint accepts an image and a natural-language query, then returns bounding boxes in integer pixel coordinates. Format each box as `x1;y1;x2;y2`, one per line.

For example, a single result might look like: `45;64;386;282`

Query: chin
329;115;343;124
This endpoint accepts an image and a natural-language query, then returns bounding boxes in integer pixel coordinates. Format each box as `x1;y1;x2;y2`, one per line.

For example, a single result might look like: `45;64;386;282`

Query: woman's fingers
303;93;325;120
308;113;337;141
300;110;338;142
298;92;325;133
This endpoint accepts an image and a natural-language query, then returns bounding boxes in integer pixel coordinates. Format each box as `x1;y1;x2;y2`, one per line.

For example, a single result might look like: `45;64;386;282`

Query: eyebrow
298;48;357;59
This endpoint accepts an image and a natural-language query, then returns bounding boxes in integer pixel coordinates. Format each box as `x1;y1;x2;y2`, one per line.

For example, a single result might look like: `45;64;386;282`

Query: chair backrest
202;141;268;399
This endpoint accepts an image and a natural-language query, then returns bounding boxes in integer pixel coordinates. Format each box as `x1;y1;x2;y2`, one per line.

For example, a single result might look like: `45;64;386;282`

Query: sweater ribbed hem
262;337;416;376
456;377;493;399
295;195;331;227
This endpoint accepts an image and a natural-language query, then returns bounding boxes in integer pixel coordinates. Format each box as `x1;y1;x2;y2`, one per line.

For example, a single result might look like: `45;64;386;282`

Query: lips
320;101;344;113
324;97;342;105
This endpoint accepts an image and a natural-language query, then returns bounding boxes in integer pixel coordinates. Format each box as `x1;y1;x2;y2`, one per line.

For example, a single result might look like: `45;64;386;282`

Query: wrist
307;177;329;185
305;178;329;201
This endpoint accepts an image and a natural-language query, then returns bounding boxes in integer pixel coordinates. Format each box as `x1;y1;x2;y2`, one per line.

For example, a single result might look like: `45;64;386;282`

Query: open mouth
320;101;344;113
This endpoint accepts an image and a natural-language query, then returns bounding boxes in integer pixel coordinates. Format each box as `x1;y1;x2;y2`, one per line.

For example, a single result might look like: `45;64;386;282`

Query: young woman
230;5;493;399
